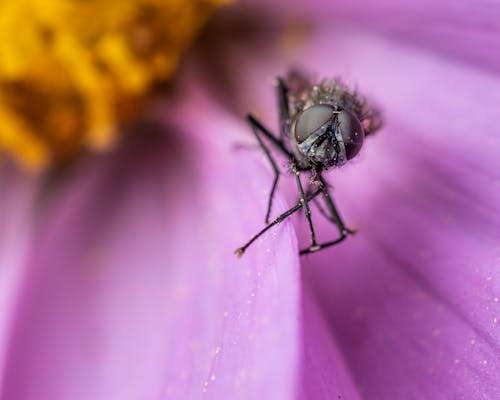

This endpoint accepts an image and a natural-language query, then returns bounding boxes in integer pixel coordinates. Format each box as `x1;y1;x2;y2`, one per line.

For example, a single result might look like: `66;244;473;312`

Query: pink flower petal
3;4;500;398
0;86;301;399
198;10;500;396
244;0;500;73
0;169;38;390
298;285;363;400
298;29;500;399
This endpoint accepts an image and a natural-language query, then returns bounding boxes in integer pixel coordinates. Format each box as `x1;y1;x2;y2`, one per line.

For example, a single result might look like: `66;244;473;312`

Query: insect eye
294;104;334;144
337;110;365;160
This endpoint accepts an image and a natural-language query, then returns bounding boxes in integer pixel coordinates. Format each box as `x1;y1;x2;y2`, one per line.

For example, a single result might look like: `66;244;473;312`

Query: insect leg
246;114;292;158
246;116;283;223
299;179;355;255
276;77;290;140
299;235;348;255
317;176;356;235
235;189;321;257
292;164;318;249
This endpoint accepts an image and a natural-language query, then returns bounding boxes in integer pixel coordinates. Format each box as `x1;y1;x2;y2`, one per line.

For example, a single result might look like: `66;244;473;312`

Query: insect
235;70;383;257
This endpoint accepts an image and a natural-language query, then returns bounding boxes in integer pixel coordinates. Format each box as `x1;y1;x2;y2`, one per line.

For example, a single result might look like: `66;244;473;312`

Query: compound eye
337;110;365;159
295;104;334;144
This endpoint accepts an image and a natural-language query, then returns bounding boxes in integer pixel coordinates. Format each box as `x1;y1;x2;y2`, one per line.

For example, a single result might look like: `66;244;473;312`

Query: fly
235;70;383;256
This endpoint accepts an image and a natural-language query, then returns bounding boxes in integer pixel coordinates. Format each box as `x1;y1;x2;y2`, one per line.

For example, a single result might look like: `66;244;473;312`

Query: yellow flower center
0;0;230;171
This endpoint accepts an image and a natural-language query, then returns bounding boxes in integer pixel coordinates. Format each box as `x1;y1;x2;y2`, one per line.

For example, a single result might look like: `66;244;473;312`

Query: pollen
0;0;230;172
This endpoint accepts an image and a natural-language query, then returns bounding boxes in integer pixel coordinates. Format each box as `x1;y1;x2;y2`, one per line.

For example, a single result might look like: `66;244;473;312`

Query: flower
1;1;500;399
0;0;227;171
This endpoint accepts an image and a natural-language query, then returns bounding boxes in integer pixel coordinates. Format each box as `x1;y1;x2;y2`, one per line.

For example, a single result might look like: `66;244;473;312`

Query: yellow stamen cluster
0;0;228;171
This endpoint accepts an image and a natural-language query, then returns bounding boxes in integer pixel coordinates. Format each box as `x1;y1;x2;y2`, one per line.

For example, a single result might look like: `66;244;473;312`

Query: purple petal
186;41;367;396
298;285;363;400
0;169;38;389
243;0;500;73
298;29;500;399
199;10;500;396
0;85;301;399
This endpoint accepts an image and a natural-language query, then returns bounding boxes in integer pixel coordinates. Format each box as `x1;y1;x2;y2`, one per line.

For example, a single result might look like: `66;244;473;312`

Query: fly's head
292;104;364;168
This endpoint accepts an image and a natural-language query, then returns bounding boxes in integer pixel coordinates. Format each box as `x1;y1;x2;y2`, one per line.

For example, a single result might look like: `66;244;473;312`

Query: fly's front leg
299;177;355;255
235;189;322;257
292;163;318;250
317;176;356;236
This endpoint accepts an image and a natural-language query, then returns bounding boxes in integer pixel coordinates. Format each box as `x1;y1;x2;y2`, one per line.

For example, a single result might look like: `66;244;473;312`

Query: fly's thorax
290;104;365;168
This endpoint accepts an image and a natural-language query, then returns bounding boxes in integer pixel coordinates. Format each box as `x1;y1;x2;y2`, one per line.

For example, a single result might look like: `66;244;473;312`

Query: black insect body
235;71;383;256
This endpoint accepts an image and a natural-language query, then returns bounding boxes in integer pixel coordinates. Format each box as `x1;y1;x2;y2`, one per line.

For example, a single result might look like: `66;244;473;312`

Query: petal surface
0;83;301;399
198;11;500;398
299;29;500;399
0;169;38;391
193;16;395;398
244;0;500;73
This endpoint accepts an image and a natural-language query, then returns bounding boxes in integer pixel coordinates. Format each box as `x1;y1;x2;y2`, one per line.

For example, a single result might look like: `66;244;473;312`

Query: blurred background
1;1;499;400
